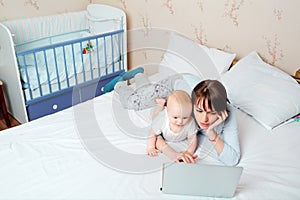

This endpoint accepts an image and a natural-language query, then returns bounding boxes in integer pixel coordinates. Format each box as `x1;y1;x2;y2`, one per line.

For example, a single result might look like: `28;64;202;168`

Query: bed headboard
292;69;300;84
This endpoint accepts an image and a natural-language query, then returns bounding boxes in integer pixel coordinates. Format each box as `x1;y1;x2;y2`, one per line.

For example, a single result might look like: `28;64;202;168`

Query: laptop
160;162;243;198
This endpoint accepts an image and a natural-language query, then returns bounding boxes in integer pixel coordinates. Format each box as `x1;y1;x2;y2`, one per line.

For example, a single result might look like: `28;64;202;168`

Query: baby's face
166;103;192;127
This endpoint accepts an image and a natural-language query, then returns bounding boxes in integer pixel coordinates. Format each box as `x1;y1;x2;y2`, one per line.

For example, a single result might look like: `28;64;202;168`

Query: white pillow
173;73;203;95
220;51;300;130
208;48;236;74
159;32;235;77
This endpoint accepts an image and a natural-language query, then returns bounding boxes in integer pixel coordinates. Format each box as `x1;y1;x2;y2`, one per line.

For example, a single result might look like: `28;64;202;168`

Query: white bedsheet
1;91;300;199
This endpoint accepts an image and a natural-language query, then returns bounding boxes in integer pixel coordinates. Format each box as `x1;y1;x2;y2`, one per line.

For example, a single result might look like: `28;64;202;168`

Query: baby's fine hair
167;90;192;107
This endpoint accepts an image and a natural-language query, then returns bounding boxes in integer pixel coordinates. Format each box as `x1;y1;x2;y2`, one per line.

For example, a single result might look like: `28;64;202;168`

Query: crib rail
16;29;125;103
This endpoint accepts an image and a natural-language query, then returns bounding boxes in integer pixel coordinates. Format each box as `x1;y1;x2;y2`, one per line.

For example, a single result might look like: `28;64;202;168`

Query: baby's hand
147;147;159;157
175;151;198;163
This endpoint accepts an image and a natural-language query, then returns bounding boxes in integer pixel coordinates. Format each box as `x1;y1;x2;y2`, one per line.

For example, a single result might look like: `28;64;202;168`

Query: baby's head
166;90;193;127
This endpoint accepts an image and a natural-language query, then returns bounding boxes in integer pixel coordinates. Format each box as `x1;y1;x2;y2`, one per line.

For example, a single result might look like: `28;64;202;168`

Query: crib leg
0;80;11;128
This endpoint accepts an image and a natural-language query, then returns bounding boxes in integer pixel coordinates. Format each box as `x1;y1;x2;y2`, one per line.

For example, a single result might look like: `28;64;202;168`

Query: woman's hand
174;151;198;163
206;110;228;139
207;110;228;132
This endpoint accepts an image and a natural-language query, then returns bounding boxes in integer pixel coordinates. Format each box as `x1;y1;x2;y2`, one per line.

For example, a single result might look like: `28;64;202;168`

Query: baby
147;90;198;162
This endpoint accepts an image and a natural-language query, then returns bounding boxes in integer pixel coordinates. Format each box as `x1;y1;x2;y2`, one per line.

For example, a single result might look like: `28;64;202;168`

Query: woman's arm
217;107;240;166
207;129;225;154
207;105;240;166
206;111;227;155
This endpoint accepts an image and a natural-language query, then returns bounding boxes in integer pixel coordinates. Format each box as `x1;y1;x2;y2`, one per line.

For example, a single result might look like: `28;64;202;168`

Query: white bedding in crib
0;81;300;200
17;31;121;91
23;66;116;100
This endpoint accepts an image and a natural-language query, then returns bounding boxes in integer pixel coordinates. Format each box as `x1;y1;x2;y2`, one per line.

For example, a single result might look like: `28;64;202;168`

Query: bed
0;4;127;123
0;32;300;200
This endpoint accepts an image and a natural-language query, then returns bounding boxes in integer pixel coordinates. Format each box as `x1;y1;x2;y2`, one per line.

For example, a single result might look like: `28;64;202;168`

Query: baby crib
0;4;127;123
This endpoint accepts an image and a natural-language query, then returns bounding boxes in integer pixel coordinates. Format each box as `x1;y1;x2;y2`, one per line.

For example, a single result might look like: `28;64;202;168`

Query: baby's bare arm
147;130;159;156
186;134;198;155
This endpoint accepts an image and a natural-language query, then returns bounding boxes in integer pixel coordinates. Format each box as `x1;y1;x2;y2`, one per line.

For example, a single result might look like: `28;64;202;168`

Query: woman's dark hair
191;80;227;112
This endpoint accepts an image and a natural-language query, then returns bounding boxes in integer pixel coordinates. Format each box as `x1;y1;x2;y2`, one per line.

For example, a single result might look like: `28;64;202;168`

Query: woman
176;79;240;166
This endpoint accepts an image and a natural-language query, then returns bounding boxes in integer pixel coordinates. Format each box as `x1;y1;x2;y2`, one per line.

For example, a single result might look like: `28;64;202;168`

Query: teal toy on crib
295;115;300;123
102;67;144;93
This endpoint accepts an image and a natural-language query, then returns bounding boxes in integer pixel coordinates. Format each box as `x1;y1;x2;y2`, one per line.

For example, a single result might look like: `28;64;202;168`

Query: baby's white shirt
152;109;198;142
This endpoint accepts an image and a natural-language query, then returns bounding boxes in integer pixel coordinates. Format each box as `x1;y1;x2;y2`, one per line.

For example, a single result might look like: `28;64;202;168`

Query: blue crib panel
26;70;124;121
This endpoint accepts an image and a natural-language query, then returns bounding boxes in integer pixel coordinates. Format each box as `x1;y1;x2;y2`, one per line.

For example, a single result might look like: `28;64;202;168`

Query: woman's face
193;98;219;130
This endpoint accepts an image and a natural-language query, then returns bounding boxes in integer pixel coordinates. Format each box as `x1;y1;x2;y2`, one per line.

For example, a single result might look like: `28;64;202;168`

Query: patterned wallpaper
94;0;300;76
0;0;299;75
